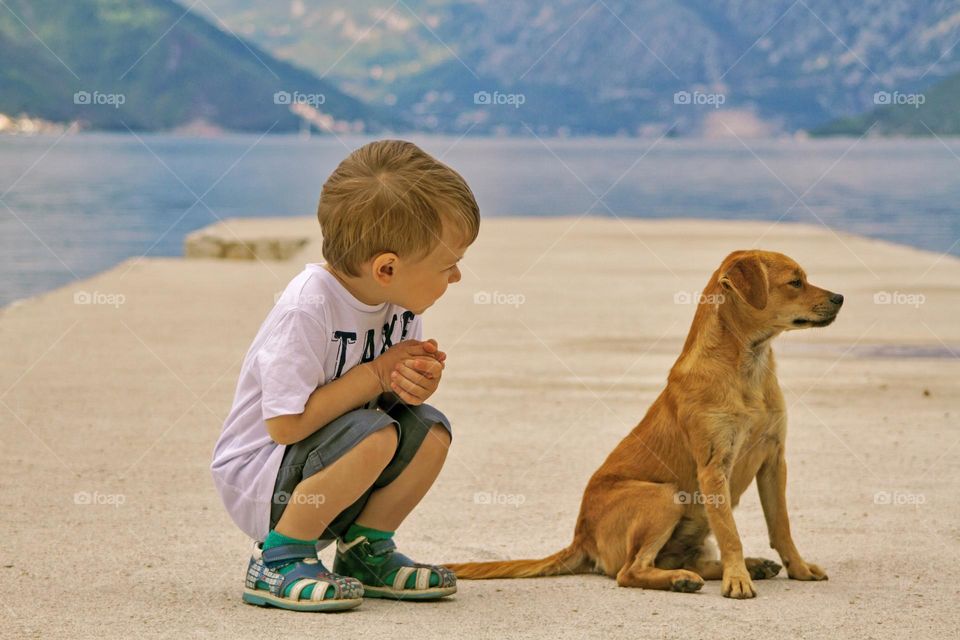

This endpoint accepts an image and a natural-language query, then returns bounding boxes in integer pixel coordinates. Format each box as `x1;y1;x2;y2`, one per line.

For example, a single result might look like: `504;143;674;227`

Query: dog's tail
445;544;590;580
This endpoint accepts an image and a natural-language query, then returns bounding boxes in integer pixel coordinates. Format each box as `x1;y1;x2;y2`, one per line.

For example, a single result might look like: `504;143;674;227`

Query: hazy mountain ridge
4;0;958;135
0;0;402;132
199;0;960;135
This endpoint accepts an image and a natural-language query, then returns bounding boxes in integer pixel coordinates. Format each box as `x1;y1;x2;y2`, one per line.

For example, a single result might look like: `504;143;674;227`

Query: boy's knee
413;423;451;466
426;423;451;450
364;423;400;464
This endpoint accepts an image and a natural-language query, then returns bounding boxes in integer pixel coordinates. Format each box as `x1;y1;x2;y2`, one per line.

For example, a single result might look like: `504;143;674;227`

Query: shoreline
3;133;959;308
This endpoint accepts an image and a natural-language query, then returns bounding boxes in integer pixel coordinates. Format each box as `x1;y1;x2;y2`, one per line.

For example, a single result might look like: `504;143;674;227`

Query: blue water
1;133;959;306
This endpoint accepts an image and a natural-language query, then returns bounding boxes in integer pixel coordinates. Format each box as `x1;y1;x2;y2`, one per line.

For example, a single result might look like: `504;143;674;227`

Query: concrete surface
2;216;958;639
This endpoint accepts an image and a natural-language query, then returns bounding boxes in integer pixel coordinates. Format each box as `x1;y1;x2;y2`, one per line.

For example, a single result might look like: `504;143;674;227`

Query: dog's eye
787;279;803;288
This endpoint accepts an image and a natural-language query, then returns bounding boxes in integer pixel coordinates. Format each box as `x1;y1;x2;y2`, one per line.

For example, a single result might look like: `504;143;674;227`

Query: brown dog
447;250;841;598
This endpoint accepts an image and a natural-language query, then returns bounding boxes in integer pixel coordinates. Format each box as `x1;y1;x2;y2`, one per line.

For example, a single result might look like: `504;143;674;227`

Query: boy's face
379;224;469;315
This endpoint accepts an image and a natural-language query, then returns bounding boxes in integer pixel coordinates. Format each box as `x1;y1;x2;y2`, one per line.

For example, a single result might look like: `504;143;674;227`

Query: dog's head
715;250;843;333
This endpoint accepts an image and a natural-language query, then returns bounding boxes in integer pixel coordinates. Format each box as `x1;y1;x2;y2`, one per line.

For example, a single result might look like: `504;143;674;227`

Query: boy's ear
371;252;398;284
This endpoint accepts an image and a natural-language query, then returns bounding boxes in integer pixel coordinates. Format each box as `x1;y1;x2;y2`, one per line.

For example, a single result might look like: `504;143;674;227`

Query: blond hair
317;139;480;276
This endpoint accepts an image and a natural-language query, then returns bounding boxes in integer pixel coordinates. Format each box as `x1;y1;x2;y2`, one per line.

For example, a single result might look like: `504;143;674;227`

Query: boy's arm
265;339;442;445
266;362;379;445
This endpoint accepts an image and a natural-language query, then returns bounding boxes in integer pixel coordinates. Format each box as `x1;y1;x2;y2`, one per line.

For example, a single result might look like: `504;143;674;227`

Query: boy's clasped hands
369;339;446;406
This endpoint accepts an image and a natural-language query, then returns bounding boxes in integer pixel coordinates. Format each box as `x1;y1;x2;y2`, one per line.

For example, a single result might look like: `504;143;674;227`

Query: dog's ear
719;255;768;310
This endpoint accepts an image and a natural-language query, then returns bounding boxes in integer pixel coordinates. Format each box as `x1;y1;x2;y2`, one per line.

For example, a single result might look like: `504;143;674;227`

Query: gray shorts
269;395;451;544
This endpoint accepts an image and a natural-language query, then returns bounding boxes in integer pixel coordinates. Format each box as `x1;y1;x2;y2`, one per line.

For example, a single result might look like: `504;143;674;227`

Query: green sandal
242;541;364;612
334;536;457;600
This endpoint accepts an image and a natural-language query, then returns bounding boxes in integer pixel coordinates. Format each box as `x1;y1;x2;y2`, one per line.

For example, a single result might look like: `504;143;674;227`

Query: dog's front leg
696;455;756;598
756;445;828;581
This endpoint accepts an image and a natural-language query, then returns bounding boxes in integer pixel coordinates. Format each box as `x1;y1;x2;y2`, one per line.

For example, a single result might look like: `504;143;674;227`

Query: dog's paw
722;567;757;599
787;560;828;581
745;557;782;580
670;570;704;593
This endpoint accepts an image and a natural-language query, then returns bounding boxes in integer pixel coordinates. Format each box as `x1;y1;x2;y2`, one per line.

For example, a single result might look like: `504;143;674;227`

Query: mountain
197;0;451;93
0;0;401;132
196;0;960;135
811;69;960;136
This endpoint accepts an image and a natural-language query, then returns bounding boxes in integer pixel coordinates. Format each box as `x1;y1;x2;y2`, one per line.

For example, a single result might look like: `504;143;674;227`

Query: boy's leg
353;423;450;530
272;425;398;540
332;401;457;599
244;408;400;610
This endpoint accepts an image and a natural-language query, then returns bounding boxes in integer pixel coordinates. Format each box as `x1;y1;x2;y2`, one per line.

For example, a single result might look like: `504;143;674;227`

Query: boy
211;139;480;611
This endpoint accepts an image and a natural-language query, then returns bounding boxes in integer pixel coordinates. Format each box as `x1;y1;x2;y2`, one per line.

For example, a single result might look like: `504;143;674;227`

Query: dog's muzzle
793;292;843;327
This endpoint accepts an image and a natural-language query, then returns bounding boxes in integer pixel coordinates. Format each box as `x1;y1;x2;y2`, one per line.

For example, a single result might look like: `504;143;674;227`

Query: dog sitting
447;250;841;598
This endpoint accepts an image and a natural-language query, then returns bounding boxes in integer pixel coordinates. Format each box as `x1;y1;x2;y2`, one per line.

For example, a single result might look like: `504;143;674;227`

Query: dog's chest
728;400;784;500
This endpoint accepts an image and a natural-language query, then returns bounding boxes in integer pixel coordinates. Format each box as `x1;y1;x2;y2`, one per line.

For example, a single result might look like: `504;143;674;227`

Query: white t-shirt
210;263;421;541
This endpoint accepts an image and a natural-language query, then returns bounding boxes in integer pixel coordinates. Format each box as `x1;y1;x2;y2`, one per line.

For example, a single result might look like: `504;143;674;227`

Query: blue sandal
242;542;364;612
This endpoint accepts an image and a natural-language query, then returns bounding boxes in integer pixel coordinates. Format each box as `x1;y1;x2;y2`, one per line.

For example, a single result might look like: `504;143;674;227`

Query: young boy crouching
211;139;480;611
